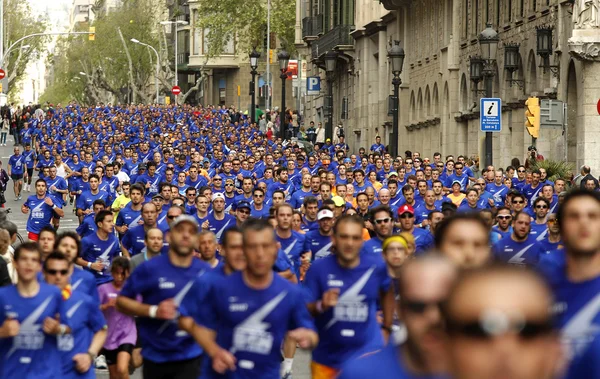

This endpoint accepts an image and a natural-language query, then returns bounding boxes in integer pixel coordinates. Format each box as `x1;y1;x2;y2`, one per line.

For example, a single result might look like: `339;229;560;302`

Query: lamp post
324;51;337;143
387;41;405;159
478;23;499;168
249;47;260;124
160;20;188;103
277;49;290;141
131;38;160;103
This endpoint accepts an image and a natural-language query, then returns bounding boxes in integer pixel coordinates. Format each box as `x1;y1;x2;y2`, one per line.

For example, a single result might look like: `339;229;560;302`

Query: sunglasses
512;200;525;204
518;170;526;173
497;215;512;220
374;218;391;225
253;194;264;198
46;269;69;276
399;213;414;219
213;178;223;181
547;219;558;224
535;205;548;209
225;184;234;187
401;299;443;314
446;318;554;340
237;209;250;215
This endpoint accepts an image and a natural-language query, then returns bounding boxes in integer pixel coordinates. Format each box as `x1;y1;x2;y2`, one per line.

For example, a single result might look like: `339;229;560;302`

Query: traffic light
525;97;540;139
89;27;95;41
269;49;273;64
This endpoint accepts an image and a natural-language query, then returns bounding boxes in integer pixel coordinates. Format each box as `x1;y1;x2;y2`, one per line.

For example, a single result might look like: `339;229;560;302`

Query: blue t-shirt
115;203;143;229
485;183;509;207
290;189;313;209
121;225;149;256
338;343;447;379
120;254;210;363
304;254;391;368
45;176;68;206
81;233;121;285
206;213;236;243
542;254;600;375
360;236;384;257
410;228;435;255
198;271;316;379
76;213;97;238
23;150;37;169
276;231;307;276
70;267;100;305
492;235;543;267
8;154;25;175
24;194;62;234
305;230;333;261
0;283;67;379
76;190;109;212
58;291;106;379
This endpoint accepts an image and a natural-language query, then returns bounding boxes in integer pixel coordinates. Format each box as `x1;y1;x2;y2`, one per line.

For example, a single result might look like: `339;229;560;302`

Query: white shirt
116;171;131;184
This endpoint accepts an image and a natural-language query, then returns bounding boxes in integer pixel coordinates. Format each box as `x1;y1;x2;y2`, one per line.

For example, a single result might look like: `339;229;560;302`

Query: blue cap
236;200;251;210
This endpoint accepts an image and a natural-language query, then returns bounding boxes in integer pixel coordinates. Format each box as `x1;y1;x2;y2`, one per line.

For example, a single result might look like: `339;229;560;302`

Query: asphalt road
0;141;313;379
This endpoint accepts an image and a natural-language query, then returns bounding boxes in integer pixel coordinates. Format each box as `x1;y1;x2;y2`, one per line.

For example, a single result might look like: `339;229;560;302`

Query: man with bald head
443;265;561;379
377;188;398;214
338;256;457;378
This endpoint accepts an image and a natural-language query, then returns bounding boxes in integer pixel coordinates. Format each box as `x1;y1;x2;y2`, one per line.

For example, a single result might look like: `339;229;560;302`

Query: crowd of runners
0;102;597;379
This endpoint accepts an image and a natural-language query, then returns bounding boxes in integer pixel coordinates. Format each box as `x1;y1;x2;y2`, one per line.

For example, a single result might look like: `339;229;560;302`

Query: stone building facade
296;0;600;170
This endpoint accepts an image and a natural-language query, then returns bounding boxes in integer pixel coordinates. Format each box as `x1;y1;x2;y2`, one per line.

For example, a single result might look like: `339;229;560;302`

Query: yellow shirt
447;193;466;207
111;194;132;222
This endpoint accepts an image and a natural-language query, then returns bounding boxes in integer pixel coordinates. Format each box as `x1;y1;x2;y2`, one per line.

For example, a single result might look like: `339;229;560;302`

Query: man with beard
360;205;394;256
304;215;394;379
305;208;335;261
492;211;543;267
338;255;455;379
115;184;145;236
117;215;209;379
443;266;561;379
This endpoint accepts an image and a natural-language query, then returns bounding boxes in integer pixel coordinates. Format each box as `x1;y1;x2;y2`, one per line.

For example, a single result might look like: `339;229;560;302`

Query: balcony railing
302;14;324;39
311;24;354;59
177;52;190;66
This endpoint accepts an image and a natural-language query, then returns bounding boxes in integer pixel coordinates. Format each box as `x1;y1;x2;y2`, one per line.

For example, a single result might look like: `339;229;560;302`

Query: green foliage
41;0;164;105
4;0;48;101
532;159;574;183
196;0;296;59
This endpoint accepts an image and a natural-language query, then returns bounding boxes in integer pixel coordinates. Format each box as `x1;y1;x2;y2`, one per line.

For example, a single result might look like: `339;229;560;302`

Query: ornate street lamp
387;40;405;158
277;49;290;140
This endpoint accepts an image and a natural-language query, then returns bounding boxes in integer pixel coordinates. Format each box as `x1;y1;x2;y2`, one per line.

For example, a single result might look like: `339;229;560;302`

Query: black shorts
143;356;202;379
10;174;22;181
26;168;33;178
101;343;134;365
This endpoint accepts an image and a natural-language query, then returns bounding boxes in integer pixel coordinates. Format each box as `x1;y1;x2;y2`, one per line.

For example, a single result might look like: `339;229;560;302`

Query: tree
3;0;48;101
196;0;296;59
41;0;173;105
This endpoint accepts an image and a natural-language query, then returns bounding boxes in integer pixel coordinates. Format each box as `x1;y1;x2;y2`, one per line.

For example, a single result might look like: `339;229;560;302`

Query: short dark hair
241;218;274;243
95;210;113;227
557;189;600;230
222;227;243;247
43;252;70;271
303;196;318;207
333;214;364;235
39;225;57;238
14;242;41;262
111;256;131;274
370;205;393;221
434;213;487;248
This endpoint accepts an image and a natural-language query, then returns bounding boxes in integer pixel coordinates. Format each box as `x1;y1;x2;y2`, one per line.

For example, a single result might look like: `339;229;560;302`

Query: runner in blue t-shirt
21;178;64;241
43;252;107;379
304;214;393;377
0;243;69;379
117;215;210;379
185;219;317;379
492;211;543;267
8;145;25;200
305;208;335;261
79;210;122;285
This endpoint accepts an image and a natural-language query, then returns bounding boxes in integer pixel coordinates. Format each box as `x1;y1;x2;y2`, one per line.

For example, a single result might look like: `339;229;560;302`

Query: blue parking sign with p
307;76;321;95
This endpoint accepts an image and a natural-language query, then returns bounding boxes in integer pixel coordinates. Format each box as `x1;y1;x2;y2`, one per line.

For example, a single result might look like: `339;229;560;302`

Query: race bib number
13;331;45;350
333;301;369;323
232;327;273;355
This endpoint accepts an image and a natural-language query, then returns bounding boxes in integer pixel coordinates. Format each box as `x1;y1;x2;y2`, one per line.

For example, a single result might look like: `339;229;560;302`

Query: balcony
177;52;190;68
302;14;324;40
377;0;414;11
311;24;354;59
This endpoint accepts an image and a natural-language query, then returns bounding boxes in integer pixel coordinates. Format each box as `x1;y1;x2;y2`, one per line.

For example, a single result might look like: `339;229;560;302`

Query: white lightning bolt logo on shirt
128;215;142;228
507;243;535;265
66;300;84;319
215;219;232;241
284;240;298;259
7;296;53;357
230;291;287;354
561;292;600;358
157;269;206;334
71;278;83;292
325;267;375;329
314;242;332;260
